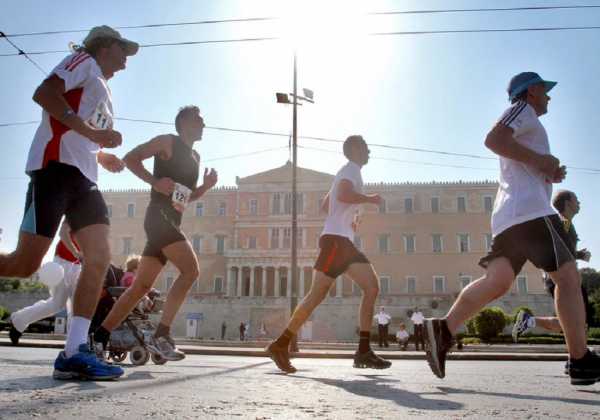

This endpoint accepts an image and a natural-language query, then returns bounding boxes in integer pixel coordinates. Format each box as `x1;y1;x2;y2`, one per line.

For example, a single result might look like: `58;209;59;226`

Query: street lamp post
276;50;313;353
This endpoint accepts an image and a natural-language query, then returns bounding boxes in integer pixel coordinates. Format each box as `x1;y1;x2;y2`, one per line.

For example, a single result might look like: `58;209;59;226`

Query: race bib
88;102;112;130
172;183;192;213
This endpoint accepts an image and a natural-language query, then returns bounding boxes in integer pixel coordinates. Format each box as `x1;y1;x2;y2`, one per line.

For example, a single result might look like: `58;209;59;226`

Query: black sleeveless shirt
149;135;199;223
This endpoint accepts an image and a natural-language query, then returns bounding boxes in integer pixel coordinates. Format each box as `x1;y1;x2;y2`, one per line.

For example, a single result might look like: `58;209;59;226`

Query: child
396;323;409;351
120;255;141;288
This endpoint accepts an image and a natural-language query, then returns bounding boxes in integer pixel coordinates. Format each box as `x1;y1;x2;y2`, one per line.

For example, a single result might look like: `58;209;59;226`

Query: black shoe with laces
9;324;22;346
424;318;454;379
353;350;392;369
265;341;297;374
569;350;600;385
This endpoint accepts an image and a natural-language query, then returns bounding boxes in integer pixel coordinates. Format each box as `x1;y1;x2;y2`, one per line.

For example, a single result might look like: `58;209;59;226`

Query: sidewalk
0;332;568;361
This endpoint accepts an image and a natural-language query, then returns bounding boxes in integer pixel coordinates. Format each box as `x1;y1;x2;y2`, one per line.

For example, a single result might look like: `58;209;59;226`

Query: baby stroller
102;287;168;366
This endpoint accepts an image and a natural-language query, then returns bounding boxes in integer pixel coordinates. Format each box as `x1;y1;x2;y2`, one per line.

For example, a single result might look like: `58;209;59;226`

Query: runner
266;135;391;373
92;105;218;361
513;190;592;340
423;72;600;386
0;25;136;380
9;221;81;345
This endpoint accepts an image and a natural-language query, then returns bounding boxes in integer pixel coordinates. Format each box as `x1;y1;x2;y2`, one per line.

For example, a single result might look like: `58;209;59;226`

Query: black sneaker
424;318;454;379
353;350;392;369
265;341;296;374
569;350;600;386
9;324;22;346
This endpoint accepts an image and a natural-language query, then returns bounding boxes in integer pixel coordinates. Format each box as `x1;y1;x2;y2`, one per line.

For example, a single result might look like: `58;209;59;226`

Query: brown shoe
265;341;297;374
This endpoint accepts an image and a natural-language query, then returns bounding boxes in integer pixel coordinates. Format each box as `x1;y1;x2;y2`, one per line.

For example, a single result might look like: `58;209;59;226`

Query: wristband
61;109;76;121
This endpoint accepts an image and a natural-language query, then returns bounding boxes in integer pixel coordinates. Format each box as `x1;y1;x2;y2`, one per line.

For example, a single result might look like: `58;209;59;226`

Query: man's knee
550;261;580;289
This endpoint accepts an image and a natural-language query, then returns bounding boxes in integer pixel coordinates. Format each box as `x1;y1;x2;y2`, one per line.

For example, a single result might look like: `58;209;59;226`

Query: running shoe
569;350;600;386
9;324;22;346
265;341;297;374
146;335;186;361
353;350;392;369
512;310;534;342
53;343;124;380
424;318;454;379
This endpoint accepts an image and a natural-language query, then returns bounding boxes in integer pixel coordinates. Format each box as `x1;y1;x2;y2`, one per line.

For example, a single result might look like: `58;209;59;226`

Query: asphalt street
1;346;599;419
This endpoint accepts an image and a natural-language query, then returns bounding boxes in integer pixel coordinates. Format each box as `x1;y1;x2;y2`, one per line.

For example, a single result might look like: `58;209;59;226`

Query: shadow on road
437;386;600;406
293;373;463;411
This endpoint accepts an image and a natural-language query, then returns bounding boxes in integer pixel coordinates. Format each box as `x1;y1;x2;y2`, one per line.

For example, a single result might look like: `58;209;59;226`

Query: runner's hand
581;249;591;262
552;165;567;183
533;154;560;179
203;168;218;189
367;194;383;206
89;129;123;148
98;152;125;173
153;177;175;196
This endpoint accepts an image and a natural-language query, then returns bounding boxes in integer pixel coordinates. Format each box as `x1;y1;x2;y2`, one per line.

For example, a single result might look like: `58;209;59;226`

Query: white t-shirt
26;51;113;183
396;330;409;340
411;312;424;325
491;101;556;236
374;312;391;325
321;161;363;240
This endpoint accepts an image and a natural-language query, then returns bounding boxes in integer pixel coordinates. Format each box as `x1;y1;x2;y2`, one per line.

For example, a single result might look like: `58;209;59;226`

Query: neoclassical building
103;162;552;340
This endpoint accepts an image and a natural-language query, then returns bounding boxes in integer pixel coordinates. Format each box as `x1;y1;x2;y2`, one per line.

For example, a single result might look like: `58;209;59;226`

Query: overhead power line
0;31;47;75
4;4;600;38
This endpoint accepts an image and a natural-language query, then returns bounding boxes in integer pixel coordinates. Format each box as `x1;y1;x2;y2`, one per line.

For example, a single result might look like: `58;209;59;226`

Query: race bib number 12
172;183;192;213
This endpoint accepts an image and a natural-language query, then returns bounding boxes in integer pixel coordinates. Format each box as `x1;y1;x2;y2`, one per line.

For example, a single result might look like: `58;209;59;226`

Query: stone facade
103;162;553;339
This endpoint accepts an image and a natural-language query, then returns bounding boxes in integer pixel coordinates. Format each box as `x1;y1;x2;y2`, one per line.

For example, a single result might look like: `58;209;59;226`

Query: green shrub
589;327;600;340
473;307;507;342
0;305;10;320
465;318;477;335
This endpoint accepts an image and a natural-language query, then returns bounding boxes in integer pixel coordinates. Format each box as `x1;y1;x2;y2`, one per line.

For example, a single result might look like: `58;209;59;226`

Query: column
261;266;267;297
336;275;343;297
226;266;234;296
299;267;305;297
274;267;281;297
236;267;242;296
249;266;255;297
286;266;292;297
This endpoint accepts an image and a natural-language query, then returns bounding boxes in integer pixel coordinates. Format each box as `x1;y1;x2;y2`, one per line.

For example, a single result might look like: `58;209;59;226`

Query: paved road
0;346;599;419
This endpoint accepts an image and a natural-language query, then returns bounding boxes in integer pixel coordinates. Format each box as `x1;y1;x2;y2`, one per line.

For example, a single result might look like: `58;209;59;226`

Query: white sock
64;316;91;358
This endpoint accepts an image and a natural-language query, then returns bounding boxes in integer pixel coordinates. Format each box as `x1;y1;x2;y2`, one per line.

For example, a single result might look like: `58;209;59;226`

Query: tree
581;268;600;295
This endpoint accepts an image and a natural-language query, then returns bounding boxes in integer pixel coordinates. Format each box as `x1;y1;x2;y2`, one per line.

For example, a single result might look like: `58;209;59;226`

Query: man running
513;190;592;340
423;72;600;386
0;25;136;380
266;135;391;373
93;106;218;361
9;221;81;345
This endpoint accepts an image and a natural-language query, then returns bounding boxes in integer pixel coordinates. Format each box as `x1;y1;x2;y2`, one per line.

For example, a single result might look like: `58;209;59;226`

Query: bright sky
1;0;599;269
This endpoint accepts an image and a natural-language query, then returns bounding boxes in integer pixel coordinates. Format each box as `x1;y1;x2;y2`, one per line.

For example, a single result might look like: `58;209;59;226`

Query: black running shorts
314;234;370;279
20;162;109;238
142;205;186;265
479;215;574;275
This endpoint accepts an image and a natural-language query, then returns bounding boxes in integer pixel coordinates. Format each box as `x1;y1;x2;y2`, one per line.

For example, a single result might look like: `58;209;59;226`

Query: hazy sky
1;0;599;269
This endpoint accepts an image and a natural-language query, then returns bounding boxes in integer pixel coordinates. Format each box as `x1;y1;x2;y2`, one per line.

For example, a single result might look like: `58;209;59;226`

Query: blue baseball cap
507;72;557;101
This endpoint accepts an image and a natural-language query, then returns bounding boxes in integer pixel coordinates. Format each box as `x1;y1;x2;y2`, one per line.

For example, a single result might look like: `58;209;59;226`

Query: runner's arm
337;179;381;205
123;135;171;186
190;167;218;201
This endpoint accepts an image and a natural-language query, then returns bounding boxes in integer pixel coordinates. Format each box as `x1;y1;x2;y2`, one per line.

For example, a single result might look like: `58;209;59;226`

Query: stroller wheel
151;352;167;365
130;346;150;366
110;351;127;363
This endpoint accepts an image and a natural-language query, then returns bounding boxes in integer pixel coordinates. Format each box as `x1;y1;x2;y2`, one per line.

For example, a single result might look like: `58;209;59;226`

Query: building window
249;199;258;215
107;204;112;218
214;276;224;293
122;237;132;255
484;196;493;213
459;275;472;290
378;234;390;254
319;195;328;214
380;276;390;296
296;193;304;214
353;236;362;250
431;197;439;213
282;228;291;249
127;203;135;218
458;234;470;253
404;234;416;254
192;235;203;254
195;202;204;217
378;199;387;214
404;197;413;214
432;234;443;253
270;228;280;249
216;235;225;255
517;276;528;294
165;275;174;291
218;202;226;216
457;196;466;213
352;282;361;296
272;193;282;214
298;228;304;248
406;276;417;294
433;276;446;293
485;233;493;252
282;192;303;215
248;236;257;249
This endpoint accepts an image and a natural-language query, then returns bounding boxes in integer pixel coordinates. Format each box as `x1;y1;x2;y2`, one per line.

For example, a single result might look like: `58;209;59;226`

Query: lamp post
276;50;313;353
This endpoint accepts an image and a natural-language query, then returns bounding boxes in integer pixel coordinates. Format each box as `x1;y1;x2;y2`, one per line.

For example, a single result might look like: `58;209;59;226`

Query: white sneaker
146;335;186;361
512;310;534;342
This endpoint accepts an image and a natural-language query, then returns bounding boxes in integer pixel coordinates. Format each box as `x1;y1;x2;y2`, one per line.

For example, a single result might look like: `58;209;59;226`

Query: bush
0;305;10;320
473;307;507;342
465;318;477;335
589;327;600;340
